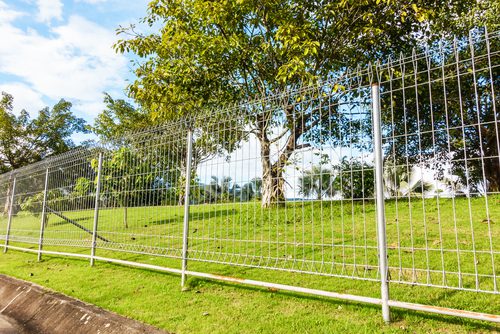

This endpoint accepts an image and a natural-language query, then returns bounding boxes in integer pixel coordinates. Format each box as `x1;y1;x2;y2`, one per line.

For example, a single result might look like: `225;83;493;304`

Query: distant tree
383;159;435;198
298;165;335;200
204;176;234;203
383;159;411;198
239;182;254;202
332;158;375;200
1;92;88;215
444;176;466;197
0;92;88;172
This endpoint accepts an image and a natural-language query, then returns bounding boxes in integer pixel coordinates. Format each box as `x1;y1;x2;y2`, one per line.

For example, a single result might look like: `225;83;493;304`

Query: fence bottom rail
4;245;499;324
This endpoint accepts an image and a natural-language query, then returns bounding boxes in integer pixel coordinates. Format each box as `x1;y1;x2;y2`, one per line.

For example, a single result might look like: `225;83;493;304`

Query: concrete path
0;315;24;334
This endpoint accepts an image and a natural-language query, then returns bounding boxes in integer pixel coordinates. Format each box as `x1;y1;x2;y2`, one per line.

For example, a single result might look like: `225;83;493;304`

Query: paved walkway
0;315;24;334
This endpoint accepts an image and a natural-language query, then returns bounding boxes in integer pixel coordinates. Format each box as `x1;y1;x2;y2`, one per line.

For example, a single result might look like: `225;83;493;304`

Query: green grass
0;196;499;333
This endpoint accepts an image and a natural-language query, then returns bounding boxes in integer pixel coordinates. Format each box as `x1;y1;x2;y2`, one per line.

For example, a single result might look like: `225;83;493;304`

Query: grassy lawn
0;196;499;333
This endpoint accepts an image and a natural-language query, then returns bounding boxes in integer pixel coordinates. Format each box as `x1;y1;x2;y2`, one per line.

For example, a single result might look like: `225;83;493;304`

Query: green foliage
73;177;95;197
381;30;500;193
19;189;63;215
116;0;472;118
90;93;153;143
190;176;262;204
0;92;88;173
97;146;180;208
332;158;375;199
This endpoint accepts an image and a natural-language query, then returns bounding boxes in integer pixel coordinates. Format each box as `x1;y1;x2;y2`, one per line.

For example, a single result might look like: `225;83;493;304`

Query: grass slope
0;196;499;333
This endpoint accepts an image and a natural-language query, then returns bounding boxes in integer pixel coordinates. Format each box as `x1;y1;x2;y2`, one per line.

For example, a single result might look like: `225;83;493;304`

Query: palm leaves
298;165;335;200
299;160;435;201
383;159;433;198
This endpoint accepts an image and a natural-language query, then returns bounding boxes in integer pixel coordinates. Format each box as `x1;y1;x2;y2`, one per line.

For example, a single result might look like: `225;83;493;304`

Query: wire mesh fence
379;28;499;294
1;28;499;323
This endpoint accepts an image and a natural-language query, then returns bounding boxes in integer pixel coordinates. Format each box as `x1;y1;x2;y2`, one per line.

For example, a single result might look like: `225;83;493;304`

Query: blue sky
0;0;150;138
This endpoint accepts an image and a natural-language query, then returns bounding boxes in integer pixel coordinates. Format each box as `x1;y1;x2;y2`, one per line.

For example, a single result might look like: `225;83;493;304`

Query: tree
90;93;153;144
115;0;478;207
1;92;88;215
298;165;335;200
444;176;466;197
250;177;262;200
204;176;234;203
0;92;88;172
91;93;243;206
332;158;375;200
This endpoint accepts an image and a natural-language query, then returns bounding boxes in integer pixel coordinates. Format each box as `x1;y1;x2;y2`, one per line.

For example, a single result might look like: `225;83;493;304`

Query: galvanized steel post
372;83;391;322
37;167;50;262
90;152;104;266
181;129;194;288
3;176;16;253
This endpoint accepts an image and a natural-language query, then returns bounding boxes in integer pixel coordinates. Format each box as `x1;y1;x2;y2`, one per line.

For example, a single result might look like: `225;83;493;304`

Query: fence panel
40;149;99;252
0;27;498;324
185;71;381;281
6;162;48;248
380;29;500;294
94;122;189;259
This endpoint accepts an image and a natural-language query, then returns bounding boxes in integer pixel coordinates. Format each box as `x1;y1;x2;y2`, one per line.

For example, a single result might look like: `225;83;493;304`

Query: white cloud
0;83;45;115
36;0;63;23
0;5;128;119
0;1;24;23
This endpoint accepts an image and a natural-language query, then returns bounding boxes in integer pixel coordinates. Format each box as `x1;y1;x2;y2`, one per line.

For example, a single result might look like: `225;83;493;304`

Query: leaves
0;93;88;173
115;0;464;121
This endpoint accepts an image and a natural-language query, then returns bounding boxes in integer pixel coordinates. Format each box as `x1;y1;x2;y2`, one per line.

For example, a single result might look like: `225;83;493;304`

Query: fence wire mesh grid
1;28;499;322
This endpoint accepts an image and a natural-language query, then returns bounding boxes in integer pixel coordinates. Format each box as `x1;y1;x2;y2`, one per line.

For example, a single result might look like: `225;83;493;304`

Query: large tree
0;92;88;172
1;92;88;215
115;0;485;207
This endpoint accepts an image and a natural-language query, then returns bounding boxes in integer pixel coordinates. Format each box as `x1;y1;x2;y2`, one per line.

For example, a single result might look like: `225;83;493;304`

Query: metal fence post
90;152;104;266
37;167;50;262
372;83;391;322
181;129;194;288
3;176;16;253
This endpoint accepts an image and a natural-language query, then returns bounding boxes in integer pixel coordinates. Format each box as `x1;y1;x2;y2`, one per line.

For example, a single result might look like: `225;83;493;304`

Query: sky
0;0;150;140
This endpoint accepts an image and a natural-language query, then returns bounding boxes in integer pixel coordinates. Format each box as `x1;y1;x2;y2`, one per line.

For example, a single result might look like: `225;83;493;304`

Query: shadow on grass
147;209;238;226
49;215;93;227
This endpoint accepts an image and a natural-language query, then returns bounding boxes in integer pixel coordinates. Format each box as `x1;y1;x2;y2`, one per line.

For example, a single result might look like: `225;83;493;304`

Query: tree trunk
3;186;10;216
479;123;499;192
3;178;13;216
257;113;309;208
261;164;286;208
178;168;186;206
260;137;286;208
123;206;128;229
484;154;500;192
